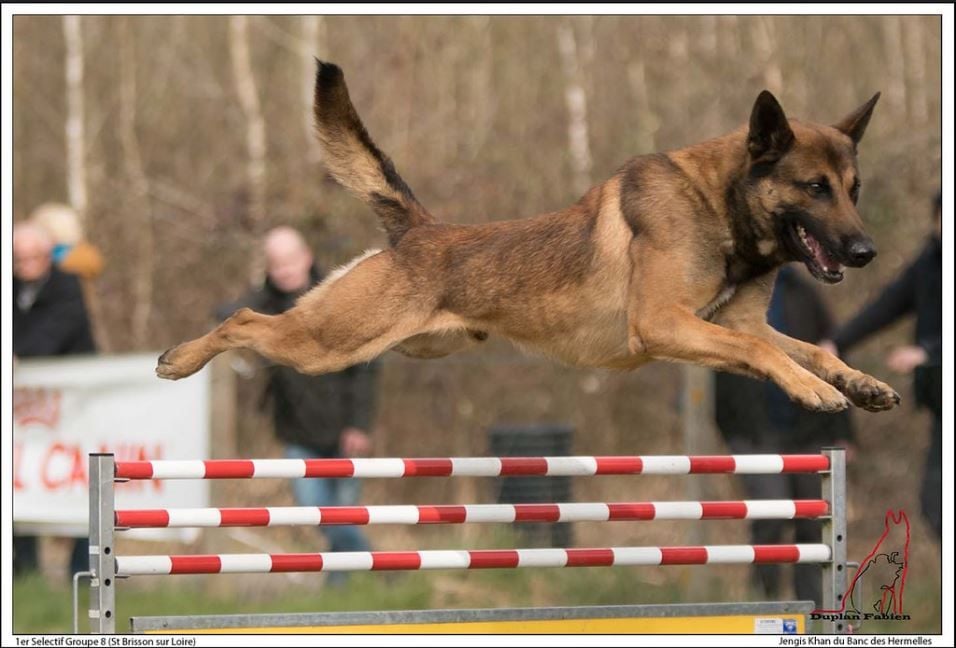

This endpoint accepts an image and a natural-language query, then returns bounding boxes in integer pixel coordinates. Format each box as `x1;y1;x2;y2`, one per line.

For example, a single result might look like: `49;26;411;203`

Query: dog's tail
313;60;434;246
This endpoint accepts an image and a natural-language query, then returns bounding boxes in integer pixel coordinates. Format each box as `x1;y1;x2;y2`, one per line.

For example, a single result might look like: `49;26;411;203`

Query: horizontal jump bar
115;500;830;528
115;544;832;576
114;454;829;480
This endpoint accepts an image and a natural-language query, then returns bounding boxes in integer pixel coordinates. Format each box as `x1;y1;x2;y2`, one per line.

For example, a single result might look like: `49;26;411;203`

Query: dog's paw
156;344;203;380
785;370;851;413
835;372;900;412
796;383;851;413
156;347;182;380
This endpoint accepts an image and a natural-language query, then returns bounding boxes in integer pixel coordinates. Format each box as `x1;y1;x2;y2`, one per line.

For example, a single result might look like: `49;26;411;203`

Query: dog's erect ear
748;90;794;162
833;92;881;145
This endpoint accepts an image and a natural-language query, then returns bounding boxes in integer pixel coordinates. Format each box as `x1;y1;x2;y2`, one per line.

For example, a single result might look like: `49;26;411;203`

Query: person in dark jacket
823;191;942;539
218;226;380;583
13;222;96;578
714;265;855;606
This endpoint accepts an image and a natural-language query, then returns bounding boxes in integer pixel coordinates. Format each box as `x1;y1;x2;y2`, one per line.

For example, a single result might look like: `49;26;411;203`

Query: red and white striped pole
115;544;832;576
115;500;829;528
114;454;830;480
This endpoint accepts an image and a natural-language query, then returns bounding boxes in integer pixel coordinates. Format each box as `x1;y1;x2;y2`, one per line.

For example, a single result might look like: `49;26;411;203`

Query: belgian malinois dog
158;61;900;413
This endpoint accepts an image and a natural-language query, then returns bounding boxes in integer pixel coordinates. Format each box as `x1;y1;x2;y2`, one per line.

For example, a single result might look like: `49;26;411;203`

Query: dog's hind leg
156;307;276;379
156;250;446;380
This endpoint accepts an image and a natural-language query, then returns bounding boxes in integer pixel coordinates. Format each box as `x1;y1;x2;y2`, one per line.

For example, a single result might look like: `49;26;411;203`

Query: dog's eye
804;180;831;197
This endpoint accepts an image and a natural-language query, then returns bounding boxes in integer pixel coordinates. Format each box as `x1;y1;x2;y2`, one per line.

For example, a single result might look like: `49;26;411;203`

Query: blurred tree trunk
751;17;783;93
118;18;154;348
301;16;325;164
901;18;928;123
63;15;111;351
700;15;719;59
699;16;722;135
459;16;494;162
627;59;658;154
229;16;267;230
789;20;809;114
62;16;88;222
799;18;825;115
881;17;907;118
556;19;594;197
718;15;740;60
664;18;692;130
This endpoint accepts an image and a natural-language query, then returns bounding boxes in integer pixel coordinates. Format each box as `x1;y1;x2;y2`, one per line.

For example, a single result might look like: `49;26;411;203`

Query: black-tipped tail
313;60;434;246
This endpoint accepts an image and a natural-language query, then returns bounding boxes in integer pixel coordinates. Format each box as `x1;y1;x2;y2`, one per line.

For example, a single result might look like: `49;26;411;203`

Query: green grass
13;567;681;634
13;567;938;635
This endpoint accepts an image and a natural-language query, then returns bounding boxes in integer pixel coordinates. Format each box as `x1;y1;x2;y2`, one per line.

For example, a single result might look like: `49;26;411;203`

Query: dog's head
744;90;881;284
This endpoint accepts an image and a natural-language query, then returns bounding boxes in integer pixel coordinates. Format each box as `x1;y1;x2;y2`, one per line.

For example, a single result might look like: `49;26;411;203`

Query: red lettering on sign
38;443;89;491
30;442;168;494
41;442;75;490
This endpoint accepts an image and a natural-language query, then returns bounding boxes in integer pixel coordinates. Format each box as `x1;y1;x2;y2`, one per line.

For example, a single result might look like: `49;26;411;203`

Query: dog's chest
695;282;738;321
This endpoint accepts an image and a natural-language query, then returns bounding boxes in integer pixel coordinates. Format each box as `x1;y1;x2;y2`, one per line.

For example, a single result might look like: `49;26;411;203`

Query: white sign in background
13;353;210;541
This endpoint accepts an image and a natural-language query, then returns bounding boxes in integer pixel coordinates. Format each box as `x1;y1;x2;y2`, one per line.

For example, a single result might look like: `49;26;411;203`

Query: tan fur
156;66;899;414
301;248;382;304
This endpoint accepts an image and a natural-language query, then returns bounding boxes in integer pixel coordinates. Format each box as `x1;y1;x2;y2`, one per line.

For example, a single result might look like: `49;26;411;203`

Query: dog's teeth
796;225;811;248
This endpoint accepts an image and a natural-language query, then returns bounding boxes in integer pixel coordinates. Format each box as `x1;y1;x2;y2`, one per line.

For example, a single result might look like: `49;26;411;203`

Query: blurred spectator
30;203;104;281
823;191;942;540
714;265;854;606
217;226;380;586
13;221;95;579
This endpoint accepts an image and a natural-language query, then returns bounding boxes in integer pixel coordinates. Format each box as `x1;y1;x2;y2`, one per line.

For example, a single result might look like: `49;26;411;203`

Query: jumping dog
157;61;899;414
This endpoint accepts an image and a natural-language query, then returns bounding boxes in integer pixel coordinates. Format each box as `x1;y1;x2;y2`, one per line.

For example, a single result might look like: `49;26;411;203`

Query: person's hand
340;427;371;457
818;339;838;356
886;345;927;374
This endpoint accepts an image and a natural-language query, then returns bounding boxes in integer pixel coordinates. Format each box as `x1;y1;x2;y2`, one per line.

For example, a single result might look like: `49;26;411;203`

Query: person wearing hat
31;202;105;281
13;221;96;579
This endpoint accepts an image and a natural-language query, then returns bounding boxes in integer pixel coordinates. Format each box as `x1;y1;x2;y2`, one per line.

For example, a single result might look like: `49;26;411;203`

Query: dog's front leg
632;306;850;413
626;243;846;412
713;280;900;412
739;326;899;412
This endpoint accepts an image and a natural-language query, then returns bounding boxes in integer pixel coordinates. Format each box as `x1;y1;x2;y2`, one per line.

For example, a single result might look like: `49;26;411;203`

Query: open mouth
788;222;845;284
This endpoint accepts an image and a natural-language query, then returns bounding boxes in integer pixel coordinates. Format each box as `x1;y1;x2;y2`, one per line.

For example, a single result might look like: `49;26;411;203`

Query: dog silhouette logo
813;509;911;624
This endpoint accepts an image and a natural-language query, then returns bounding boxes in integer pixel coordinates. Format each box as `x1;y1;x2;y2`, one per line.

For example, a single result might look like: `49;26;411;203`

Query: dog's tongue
805;231;842;272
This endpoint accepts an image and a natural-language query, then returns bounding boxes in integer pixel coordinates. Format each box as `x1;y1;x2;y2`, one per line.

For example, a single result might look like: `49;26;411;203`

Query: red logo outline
816;509;911;617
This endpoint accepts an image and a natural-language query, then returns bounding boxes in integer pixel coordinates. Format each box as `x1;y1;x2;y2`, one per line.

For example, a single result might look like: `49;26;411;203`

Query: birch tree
229;15;267;230
901;18;928;123
62;15;87;222
556;19;594;197
118;17;154;347
750;16;783;93
62;15;112;350
880;17;907;118
301;15;325;164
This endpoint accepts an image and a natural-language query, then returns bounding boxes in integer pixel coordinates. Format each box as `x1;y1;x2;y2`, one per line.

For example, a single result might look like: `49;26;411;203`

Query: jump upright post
85;449;848;634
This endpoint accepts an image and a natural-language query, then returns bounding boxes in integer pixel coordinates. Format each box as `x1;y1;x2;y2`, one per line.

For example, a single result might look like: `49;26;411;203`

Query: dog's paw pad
839;373;900;412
